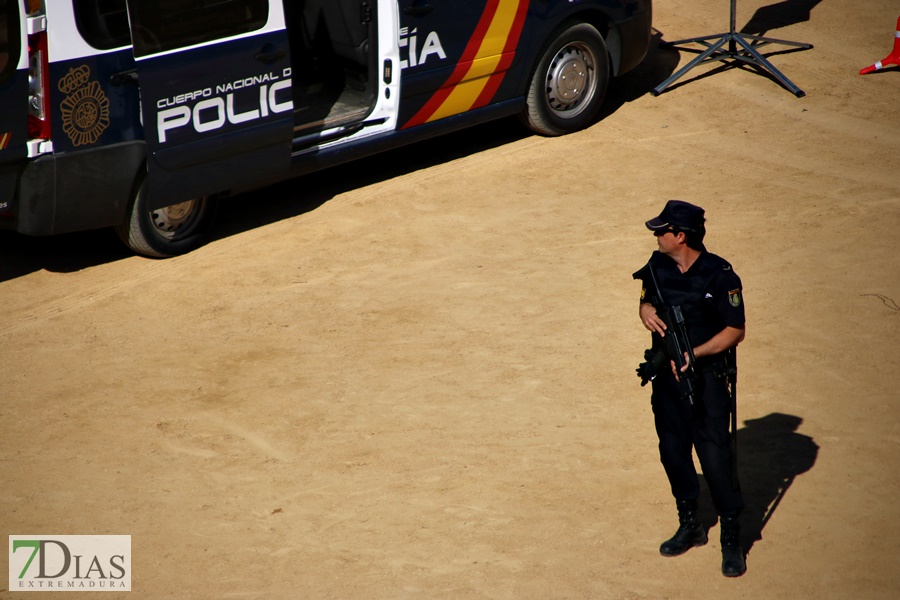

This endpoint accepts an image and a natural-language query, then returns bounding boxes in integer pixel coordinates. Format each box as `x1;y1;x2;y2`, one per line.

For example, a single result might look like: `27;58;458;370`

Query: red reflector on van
27;31;51;140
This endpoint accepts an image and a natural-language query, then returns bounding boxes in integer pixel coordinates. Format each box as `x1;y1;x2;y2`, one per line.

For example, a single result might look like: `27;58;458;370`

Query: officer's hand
640;303;667;336
670;352;691;381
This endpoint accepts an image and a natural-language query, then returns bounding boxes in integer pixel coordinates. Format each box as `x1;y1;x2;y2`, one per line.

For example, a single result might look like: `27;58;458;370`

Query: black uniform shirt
635;250;745;358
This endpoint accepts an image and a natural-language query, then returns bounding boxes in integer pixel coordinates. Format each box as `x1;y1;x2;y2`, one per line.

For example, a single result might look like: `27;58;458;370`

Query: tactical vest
635;251;733;365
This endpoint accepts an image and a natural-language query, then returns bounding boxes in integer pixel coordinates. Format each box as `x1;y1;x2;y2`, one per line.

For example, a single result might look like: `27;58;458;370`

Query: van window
0;0;21;83
128;0;268;57
73;0;132;50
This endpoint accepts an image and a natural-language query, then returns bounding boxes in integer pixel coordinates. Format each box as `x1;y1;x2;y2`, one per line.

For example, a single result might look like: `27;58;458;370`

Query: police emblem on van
58;66;111;147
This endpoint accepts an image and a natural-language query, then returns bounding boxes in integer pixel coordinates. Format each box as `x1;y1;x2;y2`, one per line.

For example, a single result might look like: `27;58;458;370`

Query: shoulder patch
728;289;742;307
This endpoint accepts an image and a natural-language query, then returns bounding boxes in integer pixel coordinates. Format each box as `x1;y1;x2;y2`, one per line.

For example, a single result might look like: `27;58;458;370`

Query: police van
0;0;652;257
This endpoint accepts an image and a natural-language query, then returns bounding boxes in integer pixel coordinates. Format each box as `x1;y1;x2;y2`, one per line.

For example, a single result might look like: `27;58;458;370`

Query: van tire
521;22;610;136
114;175;216;258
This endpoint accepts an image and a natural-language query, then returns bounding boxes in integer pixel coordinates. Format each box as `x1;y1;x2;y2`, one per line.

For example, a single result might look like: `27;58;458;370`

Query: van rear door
0;0;28;165
124;0;293;210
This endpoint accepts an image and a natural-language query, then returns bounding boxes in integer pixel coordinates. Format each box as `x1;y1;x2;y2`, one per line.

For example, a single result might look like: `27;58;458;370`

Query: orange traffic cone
860;15;900;74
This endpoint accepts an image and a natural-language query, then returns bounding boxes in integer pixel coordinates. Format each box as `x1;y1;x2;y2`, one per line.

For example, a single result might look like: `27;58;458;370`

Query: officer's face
654;228;682;255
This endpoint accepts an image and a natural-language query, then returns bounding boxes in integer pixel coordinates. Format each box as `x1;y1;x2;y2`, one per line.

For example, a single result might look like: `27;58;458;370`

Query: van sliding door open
124;0;293;210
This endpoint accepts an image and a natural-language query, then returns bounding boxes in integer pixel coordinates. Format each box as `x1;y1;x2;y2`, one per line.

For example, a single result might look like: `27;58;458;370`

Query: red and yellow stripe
403;0;529;128
0;132;12;150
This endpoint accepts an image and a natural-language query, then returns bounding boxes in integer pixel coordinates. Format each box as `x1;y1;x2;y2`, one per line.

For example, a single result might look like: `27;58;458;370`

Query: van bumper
0;142;145;236
615;5;653;76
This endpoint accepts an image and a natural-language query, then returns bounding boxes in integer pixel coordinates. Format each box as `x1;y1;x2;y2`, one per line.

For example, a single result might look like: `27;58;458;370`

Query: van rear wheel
521;22;610;136
115;176;216;258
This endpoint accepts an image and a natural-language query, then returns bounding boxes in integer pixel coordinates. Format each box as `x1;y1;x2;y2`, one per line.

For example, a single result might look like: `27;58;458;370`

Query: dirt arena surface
2;1;899;598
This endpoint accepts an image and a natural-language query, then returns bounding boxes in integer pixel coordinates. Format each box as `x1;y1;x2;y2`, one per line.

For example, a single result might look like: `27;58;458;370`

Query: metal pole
729;0;737;54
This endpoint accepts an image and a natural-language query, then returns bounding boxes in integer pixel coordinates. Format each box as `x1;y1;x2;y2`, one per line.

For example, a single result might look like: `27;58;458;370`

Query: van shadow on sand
0;118;528;282
697;412;819;555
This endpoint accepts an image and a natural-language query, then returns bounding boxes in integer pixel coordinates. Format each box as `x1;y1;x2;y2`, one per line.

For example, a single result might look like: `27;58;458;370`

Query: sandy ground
2;0;899;598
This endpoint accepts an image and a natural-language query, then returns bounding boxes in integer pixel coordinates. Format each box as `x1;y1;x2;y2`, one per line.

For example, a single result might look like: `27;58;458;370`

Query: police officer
633;200;747;577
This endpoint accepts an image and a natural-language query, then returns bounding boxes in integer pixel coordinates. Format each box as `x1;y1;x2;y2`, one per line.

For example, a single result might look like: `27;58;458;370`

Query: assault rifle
635;264;698;406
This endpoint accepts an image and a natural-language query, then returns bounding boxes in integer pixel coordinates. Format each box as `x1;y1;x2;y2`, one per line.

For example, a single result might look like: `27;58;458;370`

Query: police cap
645;200;706;233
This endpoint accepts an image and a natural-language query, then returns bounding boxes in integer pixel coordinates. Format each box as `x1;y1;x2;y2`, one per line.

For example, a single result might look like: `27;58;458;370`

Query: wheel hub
152;200;195;234
546;43;594;114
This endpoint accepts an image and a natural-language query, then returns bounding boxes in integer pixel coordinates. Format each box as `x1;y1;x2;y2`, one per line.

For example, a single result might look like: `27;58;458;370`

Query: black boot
660;499;708;557
720;515;747;577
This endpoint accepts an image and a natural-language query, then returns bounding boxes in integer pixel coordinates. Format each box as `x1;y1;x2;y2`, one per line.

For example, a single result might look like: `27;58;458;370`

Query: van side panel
47;49;143;153
395;0;650;130
398;0;530;129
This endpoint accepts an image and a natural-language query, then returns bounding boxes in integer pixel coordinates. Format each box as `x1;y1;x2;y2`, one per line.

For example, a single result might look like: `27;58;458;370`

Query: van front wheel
522;22;610;136
115;176;216;258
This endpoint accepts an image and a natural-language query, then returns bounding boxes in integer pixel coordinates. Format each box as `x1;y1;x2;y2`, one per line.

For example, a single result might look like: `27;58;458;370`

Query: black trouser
651;366;744;517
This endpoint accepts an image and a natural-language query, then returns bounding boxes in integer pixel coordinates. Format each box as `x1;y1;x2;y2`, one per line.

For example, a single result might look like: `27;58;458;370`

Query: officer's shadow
697;413;819;555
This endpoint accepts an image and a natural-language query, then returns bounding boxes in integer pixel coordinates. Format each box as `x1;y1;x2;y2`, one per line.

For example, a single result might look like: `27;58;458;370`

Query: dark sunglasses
654;227;678;237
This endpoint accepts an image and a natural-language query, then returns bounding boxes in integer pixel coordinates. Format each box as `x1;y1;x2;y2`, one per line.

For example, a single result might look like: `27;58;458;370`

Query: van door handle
254;45;287;63
111;69;139;86
404;4;434;17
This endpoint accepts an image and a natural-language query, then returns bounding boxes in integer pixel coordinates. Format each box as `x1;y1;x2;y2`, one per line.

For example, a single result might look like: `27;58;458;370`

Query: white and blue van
0;0;652;257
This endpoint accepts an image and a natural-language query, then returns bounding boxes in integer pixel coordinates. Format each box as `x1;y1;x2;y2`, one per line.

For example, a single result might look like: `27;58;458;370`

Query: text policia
155;69;293;143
